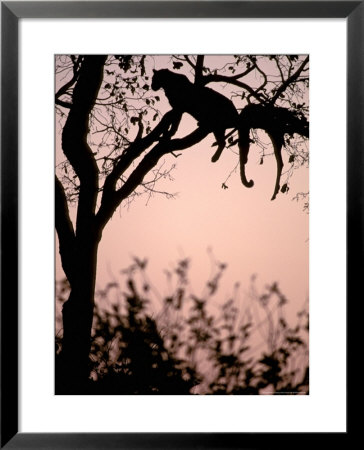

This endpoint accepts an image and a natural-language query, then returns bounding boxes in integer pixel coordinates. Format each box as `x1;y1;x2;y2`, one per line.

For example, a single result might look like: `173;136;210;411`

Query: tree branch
195;55;204;85
202;74;265;103
225;65;255;81
55;73;78;102
96;126;209;229
100;110;176;205
61;56;107;232
55;98;72;109
183;55;196;69
55;57;81;104
271;56;309;104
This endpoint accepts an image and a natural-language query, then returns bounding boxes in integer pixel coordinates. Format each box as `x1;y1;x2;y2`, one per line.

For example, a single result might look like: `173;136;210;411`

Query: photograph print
55;55;309;395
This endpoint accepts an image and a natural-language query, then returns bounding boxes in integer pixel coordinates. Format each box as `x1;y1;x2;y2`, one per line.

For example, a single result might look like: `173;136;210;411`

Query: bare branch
55;56;82;103
271;56;309;104
96;126;208;229
202;74;265;104
55;98;72;109
100;110;176;203
183;55;196;69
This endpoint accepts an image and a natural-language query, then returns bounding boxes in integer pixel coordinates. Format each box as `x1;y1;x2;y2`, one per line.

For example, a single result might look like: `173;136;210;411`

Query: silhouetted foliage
56;259;308;395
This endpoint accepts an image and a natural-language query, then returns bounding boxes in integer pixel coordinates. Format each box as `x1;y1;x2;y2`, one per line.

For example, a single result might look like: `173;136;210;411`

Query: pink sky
56;55;309;321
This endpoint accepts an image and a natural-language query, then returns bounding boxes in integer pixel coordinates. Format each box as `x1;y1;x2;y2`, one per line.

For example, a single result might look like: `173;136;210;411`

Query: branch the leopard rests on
151;69;309;199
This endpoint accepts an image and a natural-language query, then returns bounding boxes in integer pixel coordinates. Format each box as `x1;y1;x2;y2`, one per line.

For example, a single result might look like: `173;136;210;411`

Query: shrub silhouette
56;259;308;395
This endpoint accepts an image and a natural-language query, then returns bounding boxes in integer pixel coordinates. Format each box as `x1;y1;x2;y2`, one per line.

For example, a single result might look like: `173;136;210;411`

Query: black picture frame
1;1;359;448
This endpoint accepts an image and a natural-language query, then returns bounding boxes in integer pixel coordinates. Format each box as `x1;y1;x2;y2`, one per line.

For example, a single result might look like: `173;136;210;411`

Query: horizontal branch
202;73;264;103
55;98;72;109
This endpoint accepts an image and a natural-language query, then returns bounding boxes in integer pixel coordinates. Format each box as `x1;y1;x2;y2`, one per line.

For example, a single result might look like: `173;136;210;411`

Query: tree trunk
56;56;106;393
56;232;99;394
